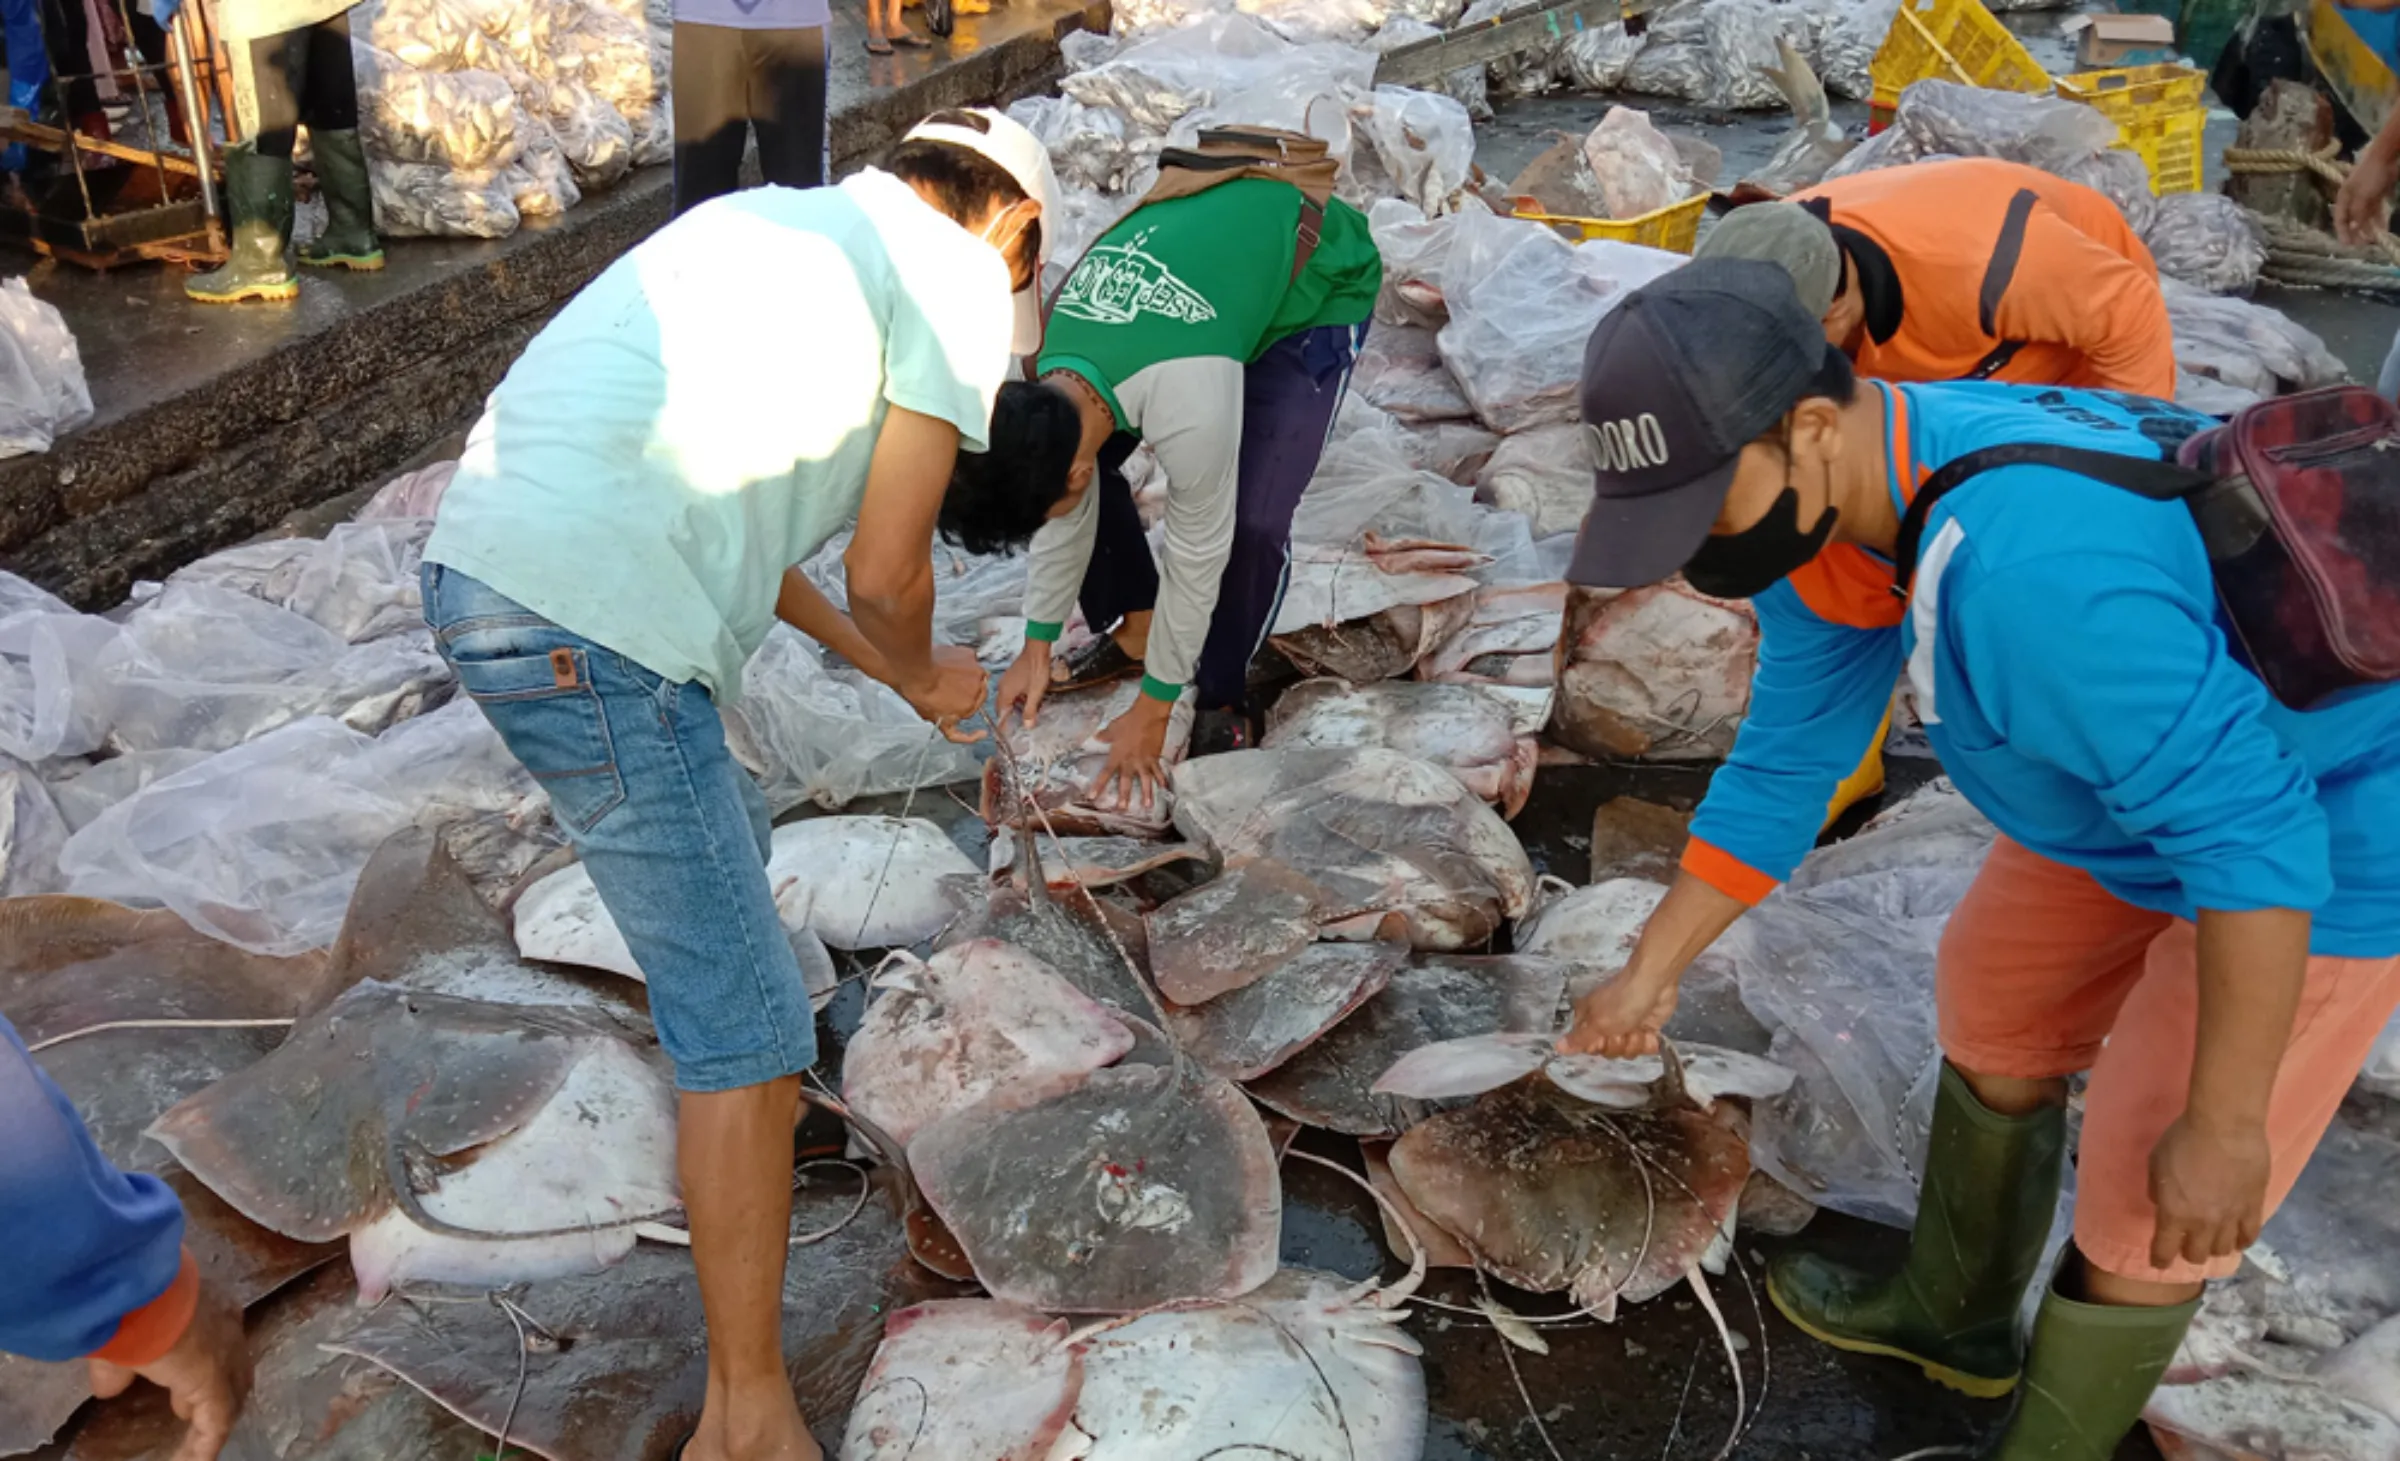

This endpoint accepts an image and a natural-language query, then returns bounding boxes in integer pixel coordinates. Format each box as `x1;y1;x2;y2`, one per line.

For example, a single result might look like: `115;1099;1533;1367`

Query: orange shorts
1937;837;2400;1285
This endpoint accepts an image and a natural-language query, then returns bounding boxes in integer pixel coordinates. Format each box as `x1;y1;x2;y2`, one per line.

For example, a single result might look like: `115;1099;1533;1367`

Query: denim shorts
421;562;818;1093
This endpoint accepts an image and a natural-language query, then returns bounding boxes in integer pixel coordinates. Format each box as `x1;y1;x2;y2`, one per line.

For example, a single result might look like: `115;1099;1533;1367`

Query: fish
148;980;679;1304
938;849;1163;1047
908;1060;1281;1314
1160;940;1409;1082
1054;1269;1428;1459
981;681;1198;838
1377;1034;1795;1114
840;1300;1084;1461
1269;545;1479;683
1172;747;1537;951
1554;582;1757;763
1145;858;1328;1006
1515;876;1670;984
1736;37;1855;199
57;1262;481;1461
1263;678;1542;818
1246;953;1567;1137
1473;423;1596;540
840;939;1136;1149
1387;1076;1752;1318
509;855;840;1006
1586;796;1692;883
326;1168;957;1461
766;816;980;951
986;829;1213;894
1416;580;1568;689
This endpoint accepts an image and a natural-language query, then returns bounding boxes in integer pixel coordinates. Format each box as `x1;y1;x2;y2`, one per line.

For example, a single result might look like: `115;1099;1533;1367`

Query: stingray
509;856;839;1007
149;980;679;1300
938;846;1161;1042
908;1060;1282;1314
1377;1034;1795;1114
1362;1140;1476;1271
1172;748;1536;951
1587;796;1693;883
987;828;1213;894
1054;1268;1428;1460
1515;876;1669;981
326;1170;957;1461
1145;857;1329;1006
980;681;1198;838
840;1300;1085;1461
1272;593;1478;684
1161;940;1408;1082
1387;1076;1751;1317
840;939;1136;1148
1264;678;1541;818
57;1263;480;1461
765;815;981;950
1555;581;1756;762
1246;953;1567;1137
1734;38;1853;198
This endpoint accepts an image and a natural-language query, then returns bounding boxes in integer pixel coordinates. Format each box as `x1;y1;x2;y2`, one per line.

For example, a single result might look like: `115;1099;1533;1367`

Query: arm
1109;358;1244;701
775;567;886;680
843;406;988;737
2339;99;2400;245
1561;581;1902;1055
1993;206;2178;399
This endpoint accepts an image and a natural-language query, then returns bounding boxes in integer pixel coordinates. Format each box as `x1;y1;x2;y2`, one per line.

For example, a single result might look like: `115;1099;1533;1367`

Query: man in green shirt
967;175;1383;805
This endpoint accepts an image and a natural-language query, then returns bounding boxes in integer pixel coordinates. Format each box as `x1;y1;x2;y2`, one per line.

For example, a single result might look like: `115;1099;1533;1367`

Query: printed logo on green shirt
1054;229;1219;327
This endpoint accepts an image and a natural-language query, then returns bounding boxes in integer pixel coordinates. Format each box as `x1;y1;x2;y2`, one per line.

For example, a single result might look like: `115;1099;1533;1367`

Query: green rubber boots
184;142;298;304
1768;1062;2199;1459
1768;1062;2067;1398
298;128;384;271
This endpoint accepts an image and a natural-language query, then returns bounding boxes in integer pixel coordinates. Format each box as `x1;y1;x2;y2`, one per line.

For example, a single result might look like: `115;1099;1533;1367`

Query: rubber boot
186;142;298;304
298;128;384;271
1767;1063;2066;1398
1985;1265;2198;1460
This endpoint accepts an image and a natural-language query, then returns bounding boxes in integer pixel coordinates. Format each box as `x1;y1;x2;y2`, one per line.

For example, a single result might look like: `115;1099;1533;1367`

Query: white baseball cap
903;107;1061;356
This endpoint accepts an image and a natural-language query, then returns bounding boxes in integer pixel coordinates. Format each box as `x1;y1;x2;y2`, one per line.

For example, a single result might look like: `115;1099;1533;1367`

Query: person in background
418;115;1059;1461
160;0;380;304
1698;158;2177;398
976;173;1382;805
863;0;926;56
1560;260;2400;1461
670;0;827;215
1;1015;252;1461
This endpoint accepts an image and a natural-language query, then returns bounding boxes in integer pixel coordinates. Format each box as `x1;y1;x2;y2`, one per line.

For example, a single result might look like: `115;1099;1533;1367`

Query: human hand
2337;142;2400;247
896;644;989;744
2147;1113;2272;1271
1086;695;1173;812
1556;967;1679;1059
996;640;1053;731
88;1275;250;1461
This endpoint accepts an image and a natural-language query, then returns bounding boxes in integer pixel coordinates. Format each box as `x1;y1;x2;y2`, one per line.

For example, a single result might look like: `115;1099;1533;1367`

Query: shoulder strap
1890;441;2210;599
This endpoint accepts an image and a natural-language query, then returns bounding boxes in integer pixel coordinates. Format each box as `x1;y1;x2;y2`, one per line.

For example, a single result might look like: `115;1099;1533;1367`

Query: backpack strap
1889;442;2210;600
1291;196;1324;282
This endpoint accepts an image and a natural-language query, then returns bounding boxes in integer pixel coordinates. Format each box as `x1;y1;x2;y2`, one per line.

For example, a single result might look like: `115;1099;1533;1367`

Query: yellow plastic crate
2055;64;2210;193
1869;0;2052;113
1509;193;1709;255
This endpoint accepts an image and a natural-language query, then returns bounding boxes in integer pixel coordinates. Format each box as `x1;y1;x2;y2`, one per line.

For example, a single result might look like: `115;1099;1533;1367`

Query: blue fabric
0;1015;186;1362
673;0;827;30
2339;2;2400;72
423;564;819;1093
1691;381;2400;957
2;0;48;172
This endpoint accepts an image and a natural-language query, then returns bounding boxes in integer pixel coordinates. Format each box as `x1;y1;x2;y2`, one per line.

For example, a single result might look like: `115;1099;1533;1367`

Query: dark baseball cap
1568;257;1836;589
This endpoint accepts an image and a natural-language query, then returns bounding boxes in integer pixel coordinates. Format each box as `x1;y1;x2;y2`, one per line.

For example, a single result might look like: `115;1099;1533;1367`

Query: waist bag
1894;385;2400;709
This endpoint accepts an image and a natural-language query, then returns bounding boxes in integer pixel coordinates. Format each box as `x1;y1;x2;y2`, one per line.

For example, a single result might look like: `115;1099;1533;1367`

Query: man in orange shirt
1696;157;2177;400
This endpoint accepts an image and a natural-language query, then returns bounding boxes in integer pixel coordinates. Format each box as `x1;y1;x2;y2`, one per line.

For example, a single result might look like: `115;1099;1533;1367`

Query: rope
2221;142;2400;269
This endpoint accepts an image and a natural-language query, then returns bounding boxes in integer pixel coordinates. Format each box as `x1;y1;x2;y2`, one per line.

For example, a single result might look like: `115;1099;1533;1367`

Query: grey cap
1694;202;1842;319
1568;258;1837;589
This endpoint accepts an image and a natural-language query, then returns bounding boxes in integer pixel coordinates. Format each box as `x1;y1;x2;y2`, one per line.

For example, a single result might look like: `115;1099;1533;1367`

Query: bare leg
1956;1065;2069;1118
1111;609;1153;660
681;1077;823;1461
2082;1264;2204;1309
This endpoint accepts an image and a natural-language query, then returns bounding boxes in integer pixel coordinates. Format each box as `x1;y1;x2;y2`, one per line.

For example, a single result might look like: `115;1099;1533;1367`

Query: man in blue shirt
1;1015;250;1459
1561;260;2400;1458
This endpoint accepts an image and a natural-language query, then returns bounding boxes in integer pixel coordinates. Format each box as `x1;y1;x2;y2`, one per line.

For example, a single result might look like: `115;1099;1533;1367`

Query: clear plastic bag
168;519;428;643
352;44;522;170
0;277;92;458
0;755;67;897
536;80;634;189
359;0;482;71
1065;13;1365;135
1435;209;1686;432
1350;85;1476;213
0;576;120;762
42;747;210;832
2164;278;2346;409
1354;321;1475;423
1006;94;1148;192
510;124;583;217
1728;785;2001;1226
1584;105;1696;218
1827;79;2124;181
720;626;985;813
1475;423;1595;537
626;100;671;170
2143;192;2268;295
368;156;523;238
1559;23;1646;91
1368;194;1476;326
356;459;460;521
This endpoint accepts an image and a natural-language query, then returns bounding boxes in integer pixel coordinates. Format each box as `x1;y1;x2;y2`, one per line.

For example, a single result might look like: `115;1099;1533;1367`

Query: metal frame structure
1370;0;1658;90
0;0;225;267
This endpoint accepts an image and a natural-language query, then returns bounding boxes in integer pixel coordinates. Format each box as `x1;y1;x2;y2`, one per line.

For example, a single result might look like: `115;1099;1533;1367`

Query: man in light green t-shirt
967;176;1382;807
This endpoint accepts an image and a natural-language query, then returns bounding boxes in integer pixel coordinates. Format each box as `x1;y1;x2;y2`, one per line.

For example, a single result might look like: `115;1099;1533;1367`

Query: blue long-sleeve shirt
1686;381;2400;958
0;1014;188;1362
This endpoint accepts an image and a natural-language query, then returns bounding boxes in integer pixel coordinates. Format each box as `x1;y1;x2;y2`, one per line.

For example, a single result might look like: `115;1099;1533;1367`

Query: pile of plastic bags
347;0;667;237
0;278;91;459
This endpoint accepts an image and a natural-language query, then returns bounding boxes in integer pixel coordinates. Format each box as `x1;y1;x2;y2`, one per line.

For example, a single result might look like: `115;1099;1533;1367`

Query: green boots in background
299;129;384;272
186;130;382;304
1767;1062;2199;1460
1769;1062;2068;1398
185;142;298;304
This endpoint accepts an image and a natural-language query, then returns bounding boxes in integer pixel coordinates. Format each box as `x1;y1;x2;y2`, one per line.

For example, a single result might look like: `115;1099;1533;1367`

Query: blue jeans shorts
421;562;817;1093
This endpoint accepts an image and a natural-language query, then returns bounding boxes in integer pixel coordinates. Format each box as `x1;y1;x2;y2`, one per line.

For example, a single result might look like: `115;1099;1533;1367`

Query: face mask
1681;486;1838;600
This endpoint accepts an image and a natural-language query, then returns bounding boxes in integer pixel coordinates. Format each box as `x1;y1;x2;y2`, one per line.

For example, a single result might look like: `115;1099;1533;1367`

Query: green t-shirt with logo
1036;179;1382;424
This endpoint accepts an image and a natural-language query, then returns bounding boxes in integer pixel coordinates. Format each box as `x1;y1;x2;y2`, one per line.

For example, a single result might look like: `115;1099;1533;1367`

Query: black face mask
1681;487;1839;600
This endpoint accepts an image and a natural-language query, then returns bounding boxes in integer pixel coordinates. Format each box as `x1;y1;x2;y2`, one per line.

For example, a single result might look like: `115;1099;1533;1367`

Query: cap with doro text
1568;258;1835;589
903;107;1061;355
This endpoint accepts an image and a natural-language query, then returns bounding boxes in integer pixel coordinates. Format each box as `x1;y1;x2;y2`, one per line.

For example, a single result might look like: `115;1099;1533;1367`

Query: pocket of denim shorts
451;648;626;832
